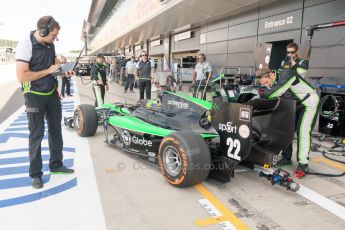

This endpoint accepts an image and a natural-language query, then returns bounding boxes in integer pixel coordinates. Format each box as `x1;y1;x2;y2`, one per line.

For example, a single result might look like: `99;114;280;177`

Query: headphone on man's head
39;18;56;37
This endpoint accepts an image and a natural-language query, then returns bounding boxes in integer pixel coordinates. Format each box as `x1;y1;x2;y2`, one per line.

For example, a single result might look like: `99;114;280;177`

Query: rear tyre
74;104;98;137
158;131;211;187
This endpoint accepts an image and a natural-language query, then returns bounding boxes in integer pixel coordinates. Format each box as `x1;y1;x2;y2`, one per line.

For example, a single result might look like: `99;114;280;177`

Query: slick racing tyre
74;104;98;137
158;131;211;187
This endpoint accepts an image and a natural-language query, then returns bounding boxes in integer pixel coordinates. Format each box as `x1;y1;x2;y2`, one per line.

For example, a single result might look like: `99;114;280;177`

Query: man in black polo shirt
16;16;74;189
136;51;155;99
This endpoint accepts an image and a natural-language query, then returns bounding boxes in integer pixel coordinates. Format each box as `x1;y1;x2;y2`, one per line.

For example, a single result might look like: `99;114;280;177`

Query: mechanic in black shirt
16;16;74;189
277;43;311;169
136;51;155;99
281;43;309;79
90;53;109;106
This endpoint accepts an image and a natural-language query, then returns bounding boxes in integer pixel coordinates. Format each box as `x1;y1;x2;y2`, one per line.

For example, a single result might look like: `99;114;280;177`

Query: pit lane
77;77;345;230
0;63;344;229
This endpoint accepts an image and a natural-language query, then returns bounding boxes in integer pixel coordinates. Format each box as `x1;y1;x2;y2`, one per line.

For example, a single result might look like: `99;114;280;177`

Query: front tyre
74;104;98;137
158;131;211;187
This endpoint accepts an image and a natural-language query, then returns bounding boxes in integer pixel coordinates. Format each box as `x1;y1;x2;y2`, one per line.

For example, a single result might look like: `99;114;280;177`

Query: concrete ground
75;76;345;230
0;63;23;123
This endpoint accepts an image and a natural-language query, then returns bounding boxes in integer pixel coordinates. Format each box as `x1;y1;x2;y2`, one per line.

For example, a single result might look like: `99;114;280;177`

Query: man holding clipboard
16;16;74;189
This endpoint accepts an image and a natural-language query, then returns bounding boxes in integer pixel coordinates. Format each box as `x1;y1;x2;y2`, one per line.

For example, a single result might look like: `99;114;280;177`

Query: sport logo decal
218;122;237;133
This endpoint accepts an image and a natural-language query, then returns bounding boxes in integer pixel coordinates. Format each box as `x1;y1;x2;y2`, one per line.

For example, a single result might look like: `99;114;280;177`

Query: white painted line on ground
198;198;223;217
297;185;345;221
198;198;237;230
219;221;237;230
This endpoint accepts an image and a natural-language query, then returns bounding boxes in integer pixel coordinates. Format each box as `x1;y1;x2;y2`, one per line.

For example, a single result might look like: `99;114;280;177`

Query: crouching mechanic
256;68;319;174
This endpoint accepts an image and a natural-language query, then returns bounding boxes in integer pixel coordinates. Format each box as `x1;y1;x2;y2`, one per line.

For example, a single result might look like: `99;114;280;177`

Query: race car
67;89;295;188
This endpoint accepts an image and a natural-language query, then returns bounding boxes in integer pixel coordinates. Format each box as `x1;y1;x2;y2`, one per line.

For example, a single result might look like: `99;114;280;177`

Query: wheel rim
74;111;81;130
163;146;181;177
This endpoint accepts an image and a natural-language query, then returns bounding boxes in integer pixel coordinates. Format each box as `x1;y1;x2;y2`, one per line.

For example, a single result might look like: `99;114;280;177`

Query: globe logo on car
122;130;132;146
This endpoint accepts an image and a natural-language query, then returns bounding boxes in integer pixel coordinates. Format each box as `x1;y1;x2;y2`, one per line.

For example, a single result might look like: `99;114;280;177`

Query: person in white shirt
124;56;136;93
192;53;212;84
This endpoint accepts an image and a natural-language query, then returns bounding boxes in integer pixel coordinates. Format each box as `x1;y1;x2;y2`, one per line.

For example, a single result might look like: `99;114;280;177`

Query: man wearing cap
256;66;319;176
124;55;136;93
91;53;109;106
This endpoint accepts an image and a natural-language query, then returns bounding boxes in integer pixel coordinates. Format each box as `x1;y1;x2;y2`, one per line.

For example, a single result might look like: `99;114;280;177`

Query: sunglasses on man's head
287;51;296;54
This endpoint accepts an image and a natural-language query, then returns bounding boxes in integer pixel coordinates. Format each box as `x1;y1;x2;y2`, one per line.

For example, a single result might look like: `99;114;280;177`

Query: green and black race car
67;88;295;188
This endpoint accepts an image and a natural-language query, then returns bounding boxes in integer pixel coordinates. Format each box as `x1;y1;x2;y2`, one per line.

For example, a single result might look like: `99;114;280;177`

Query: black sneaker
32;177;43;189
297;163;309;173
276;158;292;167
50;166;74;174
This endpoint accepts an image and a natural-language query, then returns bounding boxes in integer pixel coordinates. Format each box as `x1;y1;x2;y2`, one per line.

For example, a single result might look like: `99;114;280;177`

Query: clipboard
60;62;76;72
53;62;76;75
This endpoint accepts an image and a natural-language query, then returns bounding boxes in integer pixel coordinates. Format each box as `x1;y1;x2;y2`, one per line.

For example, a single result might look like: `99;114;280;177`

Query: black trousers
124;74;135;92
139;80;151;100
24;91;63;178
61;77;71;96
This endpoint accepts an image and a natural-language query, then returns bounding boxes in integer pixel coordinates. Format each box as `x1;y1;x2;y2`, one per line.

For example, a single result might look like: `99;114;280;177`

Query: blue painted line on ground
0;154;50;165
4;127;29;132
9;122;28;126
62;101;74;104
0;150;74;165
0;133;48;143
0;147;75;155
0;133;30;143
0;159;73;176
14;117;28;122
0;174;51;190
0;177;77;208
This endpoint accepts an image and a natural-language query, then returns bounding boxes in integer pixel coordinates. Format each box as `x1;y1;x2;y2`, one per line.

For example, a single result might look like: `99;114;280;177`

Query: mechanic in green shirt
91;53;109;106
